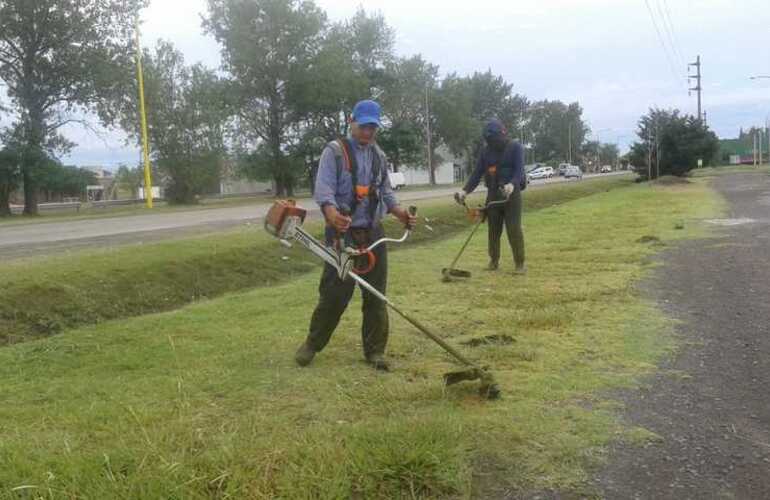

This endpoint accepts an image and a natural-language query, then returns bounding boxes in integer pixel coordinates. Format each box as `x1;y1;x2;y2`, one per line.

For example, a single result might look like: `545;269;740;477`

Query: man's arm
314;146;351;232
462;153;486;194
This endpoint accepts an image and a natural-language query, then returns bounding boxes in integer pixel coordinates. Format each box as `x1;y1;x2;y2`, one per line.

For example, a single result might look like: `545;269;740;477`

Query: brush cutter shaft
347;272;477;368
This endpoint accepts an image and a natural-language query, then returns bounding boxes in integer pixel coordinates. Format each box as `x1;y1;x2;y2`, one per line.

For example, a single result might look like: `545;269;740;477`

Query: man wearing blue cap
295;100;417;371
455;119;526;274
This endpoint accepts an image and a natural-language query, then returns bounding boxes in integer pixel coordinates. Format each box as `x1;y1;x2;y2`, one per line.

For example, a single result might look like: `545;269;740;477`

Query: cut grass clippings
0;176;631;345
0;178;723;498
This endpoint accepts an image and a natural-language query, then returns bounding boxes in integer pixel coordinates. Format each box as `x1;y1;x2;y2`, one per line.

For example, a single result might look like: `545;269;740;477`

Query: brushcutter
441;192;510;282
264;200;501;399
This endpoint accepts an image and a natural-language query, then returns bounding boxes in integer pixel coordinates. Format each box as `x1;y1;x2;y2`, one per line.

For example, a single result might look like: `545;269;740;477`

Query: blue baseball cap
352;100;382;127
483;119;507;139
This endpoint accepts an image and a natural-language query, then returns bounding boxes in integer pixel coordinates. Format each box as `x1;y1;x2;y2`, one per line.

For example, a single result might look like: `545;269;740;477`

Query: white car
527;166;554;181
600;165;613;173
564;165;583;179
388;171;406;190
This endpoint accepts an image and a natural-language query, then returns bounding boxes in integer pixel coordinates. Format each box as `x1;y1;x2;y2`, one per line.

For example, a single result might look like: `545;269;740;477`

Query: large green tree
204;0;326;197
379;55;438;177
433;71;526;174
629;108;719;179
528;100;590;164
113;41;229;204
0;0;146;214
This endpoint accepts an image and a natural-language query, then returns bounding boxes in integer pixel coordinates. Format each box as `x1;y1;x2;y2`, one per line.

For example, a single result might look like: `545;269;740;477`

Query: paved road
0;173;622;258
594;172;770;499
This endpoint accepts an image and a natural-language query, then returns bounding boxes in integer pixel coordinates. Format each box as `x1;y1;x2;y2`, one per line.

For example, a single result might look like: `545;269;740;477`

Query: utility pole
760;128;764;166
655;120;660;179
135;14;153;208
425;85;433;184
688;55;702;121
568;123;573;164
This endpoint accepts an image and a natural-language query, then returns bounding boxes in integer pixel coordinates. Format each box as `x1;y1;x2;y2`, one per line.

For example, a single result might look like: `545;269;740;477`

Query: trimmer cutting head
441;267;472;282
443;367;501;399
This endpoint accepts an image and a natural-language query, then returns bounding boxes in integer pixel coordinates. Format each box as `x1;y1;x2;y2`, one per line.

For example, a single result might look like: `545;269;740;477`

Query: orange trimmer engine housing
264;200;307;239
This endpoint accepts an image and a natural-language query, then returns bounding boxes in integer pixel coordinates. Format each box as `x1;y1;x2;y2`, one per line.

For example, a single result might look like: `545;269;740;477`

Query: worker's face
352;122;378;145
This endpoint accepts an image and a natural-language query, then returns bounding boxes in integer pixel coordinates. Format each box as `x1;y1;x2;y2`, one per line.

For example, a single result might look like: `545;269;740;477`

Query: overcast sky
20;0;770;167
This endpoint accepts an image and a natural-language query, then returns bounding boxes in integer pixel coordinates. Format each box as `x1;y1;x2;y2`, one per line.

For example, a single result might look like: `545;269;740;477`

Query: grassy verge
0;179;722;497
690;164;770;177
0;177;631;345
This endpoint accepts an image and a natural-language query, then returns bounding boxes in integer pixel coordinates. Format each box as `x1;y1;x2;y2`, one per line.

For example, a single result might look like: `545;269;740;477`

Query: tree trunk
0;186;11;217
22;169;39;215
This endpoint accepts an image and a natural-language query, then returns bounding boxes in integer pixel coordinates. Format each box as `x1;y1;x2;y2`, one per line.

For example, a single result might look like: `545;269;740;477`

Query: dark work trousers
486;186;525;267
305;225;389;359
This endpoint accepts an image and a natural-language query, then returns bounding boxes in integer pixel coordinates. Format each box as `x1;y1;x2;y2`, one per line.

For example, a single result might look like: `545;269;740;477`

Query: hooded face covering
486;133;508;152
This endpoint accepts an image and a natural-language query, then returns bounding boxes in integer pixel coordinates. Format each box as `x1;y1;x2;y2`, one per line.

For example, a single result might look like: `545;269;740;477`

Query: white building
397;145;466;186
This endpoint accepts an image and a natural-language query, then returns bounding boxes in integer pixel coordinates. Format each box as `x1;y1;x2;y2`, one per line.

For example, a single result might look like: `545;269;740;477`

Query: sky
5;0;770;168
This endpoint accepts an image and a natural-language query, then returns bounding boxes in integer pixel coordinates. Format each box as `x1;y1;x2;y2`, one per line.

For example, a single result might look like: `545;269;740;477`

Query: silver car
564;165;583;179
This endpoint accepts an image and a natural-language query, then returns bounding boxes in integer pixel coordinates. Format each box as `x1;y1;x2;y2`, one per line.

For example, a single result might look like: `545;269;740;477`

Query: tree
0;144;20;216
379;55;439;178
204;0;327;197
433;71;526;175
528;100;590;164
112;41;229;204
628;108;719;179
377;121;423;172
0;0;146;214
37;163;98;202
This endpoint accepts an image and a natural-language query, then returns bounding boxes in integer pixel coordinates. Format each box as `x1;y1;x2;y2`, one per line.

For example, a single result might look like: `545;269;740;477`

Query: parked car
564;165;583;179
558;163;570;176
527;166;554;181
600;165;612;173
388;171;406;190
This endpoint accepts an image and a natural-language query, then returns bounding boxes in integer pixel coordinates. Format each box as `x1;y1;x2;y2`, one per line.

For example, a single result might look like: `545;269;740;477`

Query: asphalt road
0;173;622;259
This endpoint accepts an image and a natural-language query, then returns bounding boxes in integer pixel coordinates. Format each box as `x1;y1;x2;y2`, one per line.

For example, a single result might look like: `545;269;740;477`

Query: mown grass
689;164;770;177
0;179;723;498
0;176;631;345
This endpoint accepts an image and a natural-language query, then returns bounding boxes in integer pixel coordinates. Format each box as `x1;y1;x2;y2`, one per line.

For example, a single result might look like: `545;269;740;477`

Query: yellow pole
135;15;153;208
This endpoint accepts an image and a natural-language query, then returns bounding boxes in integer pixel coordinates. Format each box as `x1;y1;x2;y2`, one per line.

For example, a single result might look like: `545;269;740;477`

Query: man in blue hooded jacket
455;119;526;273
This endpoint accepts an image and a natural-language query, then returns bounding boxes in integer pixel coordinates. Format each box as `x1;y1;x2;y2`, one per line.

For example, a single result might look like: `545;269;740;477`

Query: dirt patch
460;334;516;347
636;235;663;245
654;175;692;186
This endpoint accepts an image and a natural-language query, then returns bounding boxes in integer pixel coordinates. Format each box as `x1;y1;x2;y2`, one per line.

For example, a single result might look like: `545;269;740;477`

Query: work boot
485;261;499;271
513;264;527;275
366;353;390;372
294;342;316;367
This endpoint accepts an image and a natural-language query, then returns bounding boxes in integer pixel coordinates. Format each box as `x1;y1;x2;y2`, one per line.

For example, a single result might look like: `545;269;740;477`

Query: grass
690;164;770;177
0;178;723;498
0;176;631;345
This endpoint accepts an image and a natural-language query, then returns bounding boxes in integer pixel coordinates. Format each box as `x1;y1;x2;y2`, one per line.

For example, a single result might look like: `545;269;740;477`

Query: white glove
454;191;466;205
503;183;515;197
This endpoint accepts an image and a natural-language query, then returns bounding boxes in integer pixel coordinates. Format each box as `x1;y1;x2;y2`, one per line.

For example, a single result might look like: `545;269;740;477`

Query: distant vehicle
600;165;613;173
388;171;406;190
527;166;554;181
558;163;570;176
564;165;583;179
525;163;547;174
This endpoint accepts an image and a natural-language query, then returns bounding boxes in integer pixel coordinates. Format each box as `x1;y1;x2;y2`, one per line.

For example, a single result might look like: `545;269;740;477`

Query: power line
643;0;684;88
656;0;686;69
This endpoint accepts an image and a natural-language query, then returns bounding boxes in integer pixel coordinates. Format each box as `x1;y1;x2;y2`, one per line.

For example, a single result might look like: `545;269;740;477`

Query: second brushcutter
441;192;509;282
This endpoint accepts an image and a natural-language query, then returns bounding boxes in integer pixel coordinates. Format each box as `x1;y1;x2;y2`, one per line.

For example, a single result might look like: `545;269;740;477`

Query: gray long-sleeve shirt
314;139;399;228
